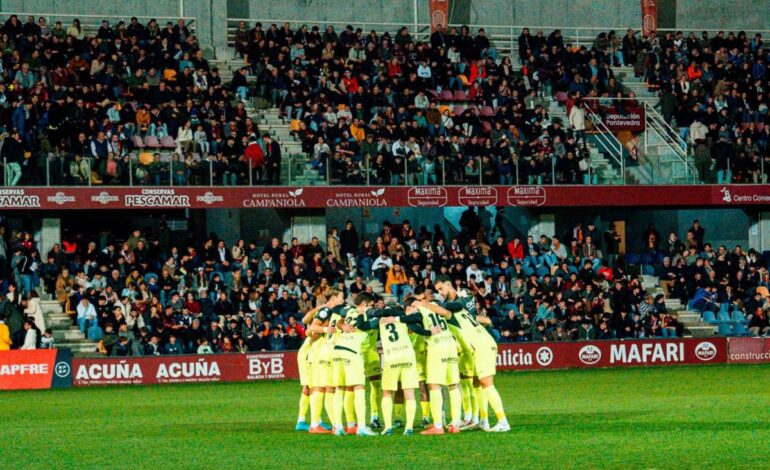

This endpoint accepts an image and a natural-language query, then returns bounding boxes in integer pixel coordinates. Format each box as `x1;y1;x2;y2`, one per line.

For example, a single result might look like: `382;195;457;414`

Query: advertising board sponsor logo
694;341;717;361
719;186;770;204
497;347;538;367
326;188;388;207
125;189;190;207
0;189;40;208
91;191;119;205
609;342;684;364
458;186;498;206
407;186;448;207
507;186;546;206
247;353;287;379
196;191;224;205
155;357;221;383
242;188;307;208
578;345;602;365
46;191;75;205
535;346;554;366
74;360;144;385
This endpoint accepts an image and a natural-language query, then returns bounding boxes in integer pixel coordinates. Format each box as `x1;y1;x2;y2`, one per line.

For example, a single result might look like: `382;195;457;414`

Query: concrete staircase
40;299;99;355
610;67;697;184
639;274;714;338
254;108;327;186
547;100;625;184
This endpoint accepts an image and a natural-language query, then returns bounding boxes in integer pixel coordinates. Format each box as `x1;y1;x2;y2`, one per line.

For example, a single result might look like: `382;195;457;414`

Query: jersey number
385;323;399;342
327;319;337;339
462;312;479;327
428;313;448;330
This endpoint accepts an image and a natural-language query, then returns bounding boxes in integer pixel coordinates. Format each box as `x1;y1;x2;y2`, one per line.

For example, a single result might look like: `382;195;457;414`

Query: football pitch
4;364;769;469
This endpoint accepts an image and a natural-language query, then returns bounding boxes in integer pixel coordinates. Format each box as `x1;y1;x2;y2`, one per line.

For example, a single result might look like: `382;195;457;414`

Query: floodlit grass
3;364;769;469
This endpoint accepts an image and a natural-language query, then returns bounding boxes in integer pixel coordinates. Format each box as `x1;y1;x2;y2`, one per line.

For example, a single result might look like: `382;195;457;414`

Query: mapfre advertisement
0;349;72;390
72;351;298;387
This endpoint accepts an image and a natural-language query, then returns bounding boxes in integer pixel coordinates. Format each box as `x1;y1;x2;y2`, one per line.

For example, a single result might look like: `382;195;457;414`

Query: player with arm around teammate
434;275;510;432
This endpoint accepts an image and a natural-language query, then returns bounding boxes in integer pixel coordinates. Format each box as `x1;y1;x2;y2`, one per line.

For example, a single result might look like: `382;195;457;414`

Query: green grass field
3;364;770;469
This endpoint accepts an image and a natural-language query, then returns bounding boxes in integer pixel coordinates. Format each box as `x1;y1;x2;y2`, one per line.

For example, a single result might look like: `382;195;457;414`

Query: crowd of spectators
1;209;769;354
0;14;289;187
0;13;770;187
639;29;770;183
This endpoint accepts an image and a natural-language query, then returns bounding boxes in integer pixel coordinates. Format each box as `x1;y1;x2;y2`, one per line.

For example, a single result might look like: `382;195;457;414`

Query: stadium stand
1;211;768;355
0;14;768;187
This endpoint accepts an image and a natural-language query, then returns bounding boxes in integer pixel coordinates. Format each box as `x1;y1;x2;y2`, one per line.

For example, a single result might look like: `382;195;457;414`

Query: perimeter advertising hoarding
2;186;769;210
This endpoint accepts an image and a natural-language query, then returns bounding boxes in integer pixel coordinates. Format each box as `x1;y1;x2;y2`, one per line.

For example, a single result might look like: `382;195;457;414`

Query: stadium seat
144;136;161;148
701;311;719;324
453;105;466;116
132;135;145;149
453;89;467;101
480;106;495;117
160;136;176;149
440;89;454;101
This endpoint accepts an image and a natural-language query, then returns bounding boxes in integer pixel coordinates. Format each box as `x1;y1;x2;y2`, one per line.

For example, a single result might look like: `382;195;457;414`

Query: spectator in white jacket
20;320;37;349
76;297;98;333
568;101;586;148
176;120;194;155
371;253;393;284
24;292;45;331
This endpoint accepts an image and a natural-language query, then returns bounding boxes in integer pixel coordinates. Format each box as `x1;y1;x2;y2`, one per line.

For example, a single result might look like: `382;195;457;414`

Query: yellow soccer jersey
379;320;416;365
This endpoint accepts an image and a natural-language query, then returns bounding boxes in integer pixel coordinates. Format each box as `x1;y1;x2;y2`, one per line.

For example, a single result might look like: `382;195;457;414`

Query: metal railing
643;102;695;183
0;12;196;35
582;103;626;184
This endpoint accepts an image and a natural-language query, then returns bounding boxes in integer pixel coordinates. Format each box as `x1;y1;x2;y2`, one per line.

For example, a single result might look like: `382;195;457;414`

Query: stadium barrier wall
4;337;768;390
0;185;769;210
0;349;72;390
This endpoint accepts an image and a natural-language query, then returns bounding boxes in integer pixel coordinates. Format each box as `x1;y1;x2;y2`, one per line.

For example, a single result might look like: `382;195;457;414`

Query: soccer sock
382;395;394;430
475;385;488;421
460;378;473;421
298;393;310;423
448;387;462;427
405;398;417;431
420;401;430;421
310;391;324;426
484;385;506;421
324;390;336;426
333;389;345;429
394;403;404;422
344;390;356;427
369;380;381;420
354;388;367;428
429;389;444;429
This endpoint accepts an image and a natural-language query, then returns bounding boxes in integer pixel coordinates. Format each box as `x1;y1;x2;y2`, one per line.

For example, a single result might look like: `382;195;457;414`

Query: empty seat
160;136;176;148
440;89;454;101
453;89;467;101
701;311;718;324
144;136;160;148
480;106;495;117
132;135;145;149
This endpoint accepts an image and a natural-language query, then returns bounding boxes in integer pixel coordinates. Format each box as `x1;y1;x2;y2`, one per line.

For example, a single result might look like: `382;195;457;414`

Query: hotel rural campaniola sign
0;185;769;209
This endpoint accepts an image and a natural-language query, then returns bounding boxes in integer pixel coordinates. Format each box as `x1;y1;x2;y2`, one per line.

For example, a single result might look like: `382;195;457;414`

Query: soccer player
410;290;463;435
330;297;377;436
305;289;344;434
434;276;510;432
294;320;313;431
356;296;428;435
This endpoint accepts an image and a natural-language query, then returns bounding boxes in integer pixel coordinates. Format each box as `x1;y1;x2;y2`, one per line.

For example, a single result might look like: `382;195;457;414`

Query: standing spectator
263;134;281;184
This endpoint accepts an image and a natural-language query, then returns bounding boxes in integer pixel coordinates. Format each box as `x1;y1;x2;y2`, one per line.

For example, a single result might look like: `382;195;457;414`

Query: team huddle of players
294;275;510;436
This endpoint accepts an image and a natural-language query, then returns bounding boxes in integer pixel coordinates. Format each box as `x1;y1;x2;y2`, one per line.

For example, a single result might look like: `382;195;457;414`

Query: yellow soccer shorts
473;342;498;379
382;361;419;391
416;354;427;382
459;349;475;377
311;343;334;388
333;350;365;387
426;345;460;386
298;341;312;386
364;351;382;377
